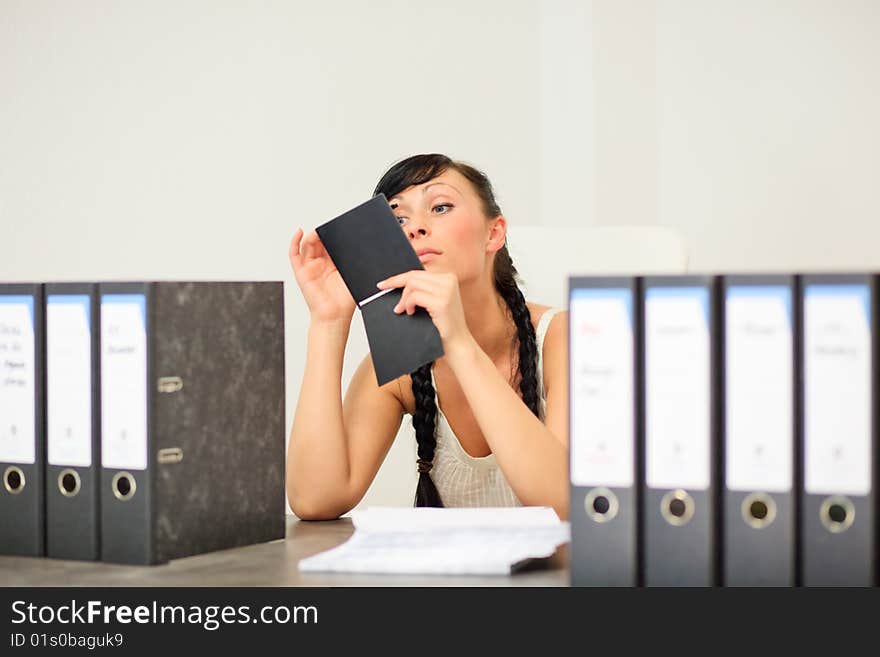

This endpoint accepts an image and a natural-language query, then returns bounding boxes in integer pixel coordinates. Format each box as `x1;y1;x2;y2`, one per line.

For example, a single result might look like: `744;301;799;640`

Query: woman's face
389;168;502;285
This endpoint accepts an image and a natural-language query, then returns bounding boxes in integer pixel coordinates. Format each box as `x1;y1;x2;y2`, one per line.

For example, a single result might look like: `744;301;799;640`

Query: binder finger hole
112;472;136;501
660;489;694;526
58;469;81;498
3;466;25;494
820;496;855;534
584;487;619;523
741;492;777;529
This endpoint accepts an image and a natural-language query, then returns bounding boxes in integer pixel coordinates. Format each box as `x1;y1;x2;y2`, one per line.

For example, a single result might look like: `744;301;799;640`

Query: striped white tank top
416;307;562;508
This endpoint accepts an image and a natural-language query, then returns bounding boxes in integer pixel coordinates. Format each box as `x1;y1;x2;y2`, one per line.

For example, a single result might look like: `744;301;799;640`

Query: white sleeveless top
414;307;562;508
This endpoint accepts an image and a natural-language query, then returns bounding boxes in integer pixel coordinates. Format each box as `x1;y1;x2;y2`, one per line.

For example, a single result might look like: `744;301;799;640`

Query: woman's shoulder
526;301;568;336
527;303;568;397
526;302;568;381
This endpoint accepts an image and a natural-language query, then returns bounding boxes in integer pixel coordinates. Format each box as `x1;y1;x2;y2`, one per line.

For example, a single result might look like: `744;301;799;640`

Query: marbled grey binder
99;281;285;565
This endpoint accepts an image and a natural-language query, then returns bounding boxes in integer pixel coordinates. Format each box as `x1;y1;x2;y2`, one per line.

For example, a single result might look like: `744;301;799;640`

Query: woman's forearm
445;337;569;519
286;319;354;518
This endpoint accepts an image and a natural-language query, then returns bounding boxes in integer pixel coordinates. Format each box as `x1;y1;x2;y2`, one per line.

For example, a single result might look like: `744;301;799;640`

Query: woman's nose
407;222;429;239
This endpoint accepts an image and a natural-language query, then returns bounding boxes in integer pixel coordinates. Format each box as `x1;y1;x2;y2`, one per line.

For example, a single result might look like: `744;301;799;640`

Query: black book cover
316;194;443;385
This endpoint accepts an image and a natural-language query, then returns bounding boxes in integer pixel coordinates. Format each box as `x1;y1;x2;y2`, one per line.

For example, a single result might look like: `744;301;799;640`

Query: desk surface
0;517;570;587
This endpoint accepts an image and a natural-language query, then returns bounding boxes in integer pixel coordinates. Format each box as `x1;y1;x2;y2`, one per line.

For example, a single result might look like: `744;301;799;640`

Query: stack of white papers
297;506;570;575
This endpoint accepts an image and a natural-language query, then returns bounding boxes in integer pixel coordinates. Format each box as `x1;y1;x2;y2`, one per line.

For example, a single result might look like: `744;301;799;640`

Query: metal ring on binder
820;495;855;534
741;492;776;529
660;489;695;527
3;466;25;495
111;472;137;501
58;469;82;498
584;487;620;523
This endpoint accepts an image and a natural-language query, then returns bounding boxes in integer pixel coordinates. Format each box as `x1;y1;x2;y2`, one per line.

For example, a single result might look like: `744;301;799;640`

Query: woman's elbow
287;489;348;521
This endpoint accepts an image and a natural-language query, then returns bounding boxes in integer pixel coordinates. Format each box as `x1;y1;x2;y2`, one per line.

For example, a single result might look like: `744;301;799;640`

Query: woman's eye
396;216;408;226
432;204;452;214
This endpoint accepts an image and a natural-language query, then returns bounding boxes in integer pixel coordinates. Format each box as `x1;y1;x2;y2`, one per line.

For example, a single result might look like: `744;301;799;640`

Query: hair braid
410;362;444;507
495;262;540;418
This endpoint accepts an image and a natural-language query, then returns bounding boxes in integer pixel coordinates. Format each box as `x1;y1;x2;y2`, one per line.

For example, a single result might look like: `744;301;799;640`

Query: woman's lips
416;249;441;263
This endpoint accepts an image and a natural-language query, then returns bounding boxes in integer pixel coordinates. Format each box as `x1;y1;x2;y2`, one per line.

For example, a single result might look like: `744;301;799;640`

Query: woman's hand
376;271;474;354
289;227;356;323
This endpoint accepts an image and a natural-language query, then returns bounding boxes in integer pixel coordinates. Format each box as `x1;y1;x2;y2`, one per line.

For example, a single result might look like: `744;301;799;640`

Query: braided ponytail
410;362;444;507
493;248;540;418
373;154;541;507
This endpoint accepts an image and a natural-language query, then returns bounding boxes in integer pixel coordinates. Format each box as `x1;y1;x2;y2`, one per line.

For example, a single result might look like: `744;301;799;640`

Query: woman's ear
486;215;507;255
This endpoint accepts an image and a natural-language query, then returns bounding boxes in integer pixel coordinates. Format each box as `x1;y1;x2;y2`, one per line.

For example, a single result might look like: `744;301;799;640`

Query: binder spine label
725;286;793;492
570;288;635;488
645;287;711;490
101;294;148;471
0;295;36;464
804;284;872;496
47;295;93;467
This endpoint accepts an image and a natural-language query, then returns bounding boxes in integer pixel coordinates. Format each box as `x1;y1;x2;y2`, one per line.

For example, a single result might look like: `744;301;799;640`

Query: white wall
3;0;879;513
592;0;880;270
656;0;880;272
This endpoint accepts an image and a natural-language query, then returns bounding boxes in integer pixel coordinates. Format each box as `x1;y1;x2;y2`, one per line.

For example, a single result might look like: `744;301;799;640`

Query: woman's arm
286;323;406;520
444;314;569;520
286;319;350;519
286;229;407;520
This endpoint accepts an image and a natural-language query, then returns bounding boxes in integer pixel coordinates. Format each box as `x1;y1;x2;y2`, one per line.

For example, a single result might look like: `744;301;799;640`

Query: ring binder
569;276;641;586
721;275;797;586
800;274;877;586
99;282;285;565
642;276;718;587
0;283;45;557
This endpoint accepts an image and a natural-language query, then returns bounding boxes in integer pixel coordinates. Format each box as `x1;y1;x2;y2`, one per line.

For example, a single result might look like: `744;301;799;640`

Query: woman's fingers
289;228;305;267
401;290;432;315
300;230;325;261
391;272;457;314
394;288;437;315
378;270;434;290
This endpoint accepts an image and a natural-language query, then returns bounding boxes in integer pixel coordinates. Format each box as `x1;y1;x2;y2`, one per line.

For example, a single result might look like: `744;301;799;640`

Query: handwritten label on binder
47;296;93;467
101;295;148;471
645;287;711;491
0;296;36;465
725;287;793;492
805;285;872;496
570;288;635;488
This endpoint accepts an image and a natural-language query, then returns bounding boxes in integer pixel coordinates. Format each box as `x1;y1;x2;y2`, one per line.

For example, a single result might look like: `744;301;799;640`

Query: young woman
286;154;569;520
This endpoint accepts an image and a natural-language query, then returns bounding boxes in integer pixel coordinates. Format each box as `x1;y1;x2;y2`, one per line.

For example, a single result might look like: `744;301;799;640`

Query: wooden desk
0;516;570;587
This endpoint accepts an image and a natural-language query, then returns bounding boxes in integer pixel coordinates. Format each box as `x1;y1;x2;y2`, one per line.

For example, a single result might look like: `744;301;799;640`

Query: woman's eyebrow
423;182;460;196
389;182;460;209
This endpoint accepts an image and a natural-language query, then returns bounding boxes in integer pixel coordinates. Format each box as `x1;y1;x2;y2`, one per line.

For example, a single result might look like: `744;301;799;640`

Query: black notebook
316;194;444;385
